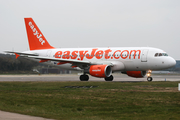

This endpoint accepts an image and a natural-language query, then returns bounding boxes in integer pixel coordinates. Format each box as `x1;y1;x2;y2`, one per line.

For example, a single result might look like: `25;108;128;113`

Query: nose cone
168;57;176;68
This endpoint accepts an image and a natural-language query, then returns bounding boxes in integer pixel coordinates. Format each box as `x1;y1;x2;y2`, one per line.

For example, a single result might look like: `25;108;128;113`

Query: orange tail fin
24;18;54;50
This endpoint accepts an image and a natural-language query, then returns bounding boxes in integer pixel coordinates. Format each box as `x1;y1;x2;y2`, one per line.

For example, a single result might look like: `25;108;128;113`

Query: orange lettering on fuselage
54;49;142;60
86;48;98;59
62;51;70;59
113;50;121;59
55;51;62;58
129;50;141;59
71;51;78;59
104;49;112;59
121;50;129;59
95;50;103;59
79;50;88;60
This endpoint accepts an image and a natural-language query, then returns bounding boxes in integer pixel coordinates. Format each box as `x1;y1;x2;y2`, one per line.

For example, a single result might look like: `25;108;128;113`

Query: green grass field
0;81;179;120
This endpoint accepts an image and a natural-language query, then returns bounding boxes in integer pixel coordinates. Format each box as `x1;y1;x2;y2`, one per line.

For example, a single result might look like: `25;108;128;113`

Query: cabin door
141;49;148;62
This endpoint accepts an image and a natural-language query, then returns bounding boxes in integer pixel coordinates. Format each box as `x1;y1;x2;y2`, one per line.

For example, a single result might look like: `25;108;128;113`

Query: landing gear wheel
80;75;89;81
147;77;153;82
105;75;114;81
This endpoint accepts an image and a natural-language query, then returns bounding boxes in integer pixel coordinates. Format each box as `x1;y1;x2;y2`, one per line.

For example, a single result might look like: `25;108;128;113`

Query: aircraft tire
105;75;113;81
147;77;153;82
80;75;89;81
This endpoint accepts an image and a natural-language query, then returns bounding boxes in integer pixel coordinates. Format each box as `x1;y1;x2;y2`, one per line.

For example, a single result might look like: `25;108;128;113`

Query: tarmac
0;110;54;120
0;73;179;82
0;73;179;120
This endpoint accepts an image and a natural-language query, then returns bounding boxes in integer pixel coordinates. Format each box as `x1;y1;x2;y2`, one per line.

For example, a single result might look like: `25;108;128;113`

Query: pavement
0;74;179;82
0;110;54;120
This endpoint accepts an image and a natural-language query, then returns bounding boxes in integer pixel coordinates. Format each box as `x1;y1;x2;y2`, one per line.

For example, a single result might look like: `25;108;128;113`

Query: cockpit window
162;53;168;56
154;53;168;57
155;53;158;57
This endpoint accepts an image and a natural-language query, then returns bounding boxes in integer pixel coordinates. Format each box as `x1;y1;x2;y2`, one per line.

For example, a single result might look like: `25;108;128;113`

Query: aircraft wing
28;56;114;68
4;51;113;66
28;56;91;64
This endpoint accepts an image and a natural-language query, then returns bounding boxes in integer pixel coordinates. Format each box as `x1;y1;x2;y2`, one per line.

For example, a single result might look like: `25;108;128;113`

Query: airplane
5;18;176;81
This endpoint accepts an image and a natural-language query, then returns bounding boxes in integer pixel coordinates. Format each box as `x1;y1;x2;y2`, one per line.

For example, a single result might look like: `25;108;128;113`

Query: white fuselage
24;47;176;72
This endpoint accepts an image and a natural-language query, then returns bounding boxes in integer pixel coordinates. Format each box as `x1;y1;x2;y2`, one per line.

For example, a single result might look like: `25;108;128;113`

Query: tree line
0;54;39;73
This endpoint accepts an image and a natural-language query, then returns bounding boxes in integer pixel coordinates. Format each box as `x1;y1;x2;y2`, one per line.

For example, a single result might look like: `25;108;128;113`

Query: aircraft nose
168;57;176;68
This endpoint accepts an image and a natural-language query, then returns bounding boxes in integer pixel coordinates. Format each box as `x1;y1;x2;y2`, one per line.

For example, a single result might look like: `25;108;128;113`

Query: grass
0;81;180;120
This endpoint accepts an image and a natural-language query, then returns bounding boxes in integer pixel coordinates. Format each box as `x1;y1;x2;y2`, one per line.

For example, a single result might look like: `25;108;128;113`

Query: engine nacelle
125;71;146;78
89;65;112;78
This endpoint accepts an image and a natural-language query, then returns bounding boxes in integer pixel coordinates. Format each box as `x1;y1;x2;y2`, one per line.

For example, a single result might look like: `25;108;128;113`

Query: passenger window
159;53;162;56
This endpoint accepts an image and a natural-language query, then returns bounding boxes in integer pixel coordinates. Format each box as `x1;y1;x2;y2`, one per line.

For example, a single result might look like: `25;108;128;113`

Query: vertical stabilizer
24;18;54;50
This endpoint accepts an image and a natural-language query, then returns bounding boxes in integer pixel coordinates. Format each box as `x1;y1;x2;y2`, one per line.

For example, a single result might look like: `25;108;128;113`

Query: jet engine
89;65;112;78
123;71;146;78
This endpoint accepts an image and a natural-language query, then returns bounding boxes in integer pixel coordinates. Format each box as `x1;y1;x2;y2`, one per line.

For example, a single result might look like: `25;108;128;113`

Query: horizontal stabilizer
4;51;39;56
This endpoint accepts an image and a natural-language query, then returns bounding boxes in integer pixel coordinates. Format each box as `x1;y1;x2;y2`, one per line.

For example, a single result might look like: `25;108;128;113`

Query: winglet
24;18;55;50
14;53;20;59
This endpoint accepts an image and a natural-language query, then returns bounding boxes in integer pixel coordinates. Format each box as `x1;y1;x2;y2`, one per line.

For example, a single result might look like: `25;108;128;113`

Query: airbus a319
5;18;176;81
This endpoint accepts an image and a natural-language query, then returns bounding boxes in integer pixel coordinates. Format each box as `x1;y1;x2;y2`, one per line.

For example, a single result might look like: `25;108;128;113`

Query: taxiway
0;74;179;82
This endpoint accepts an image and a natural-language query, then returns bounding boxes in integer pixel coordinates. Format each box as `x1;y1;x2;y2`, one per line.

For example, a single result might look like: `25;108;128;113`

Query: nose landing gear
147;70;153;82
147;76;153;81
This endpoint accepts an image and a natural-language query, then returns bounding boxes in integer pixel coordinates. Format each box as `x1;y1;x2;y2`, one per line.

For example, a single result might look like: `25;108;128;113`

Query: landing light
147;73;151;77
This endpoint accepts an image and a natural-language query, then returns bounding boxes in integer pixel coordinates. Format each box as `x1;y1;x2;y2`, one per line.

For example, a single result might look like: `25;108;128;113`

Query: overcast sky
0;0;180;59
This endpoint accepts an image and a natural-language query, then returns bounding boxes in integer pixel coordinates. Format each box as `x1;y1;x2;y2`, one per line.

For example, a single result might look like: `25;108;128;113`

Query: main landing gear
104;75;114;81
147;70;153;82
79;74;89;81
79;74;114;81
